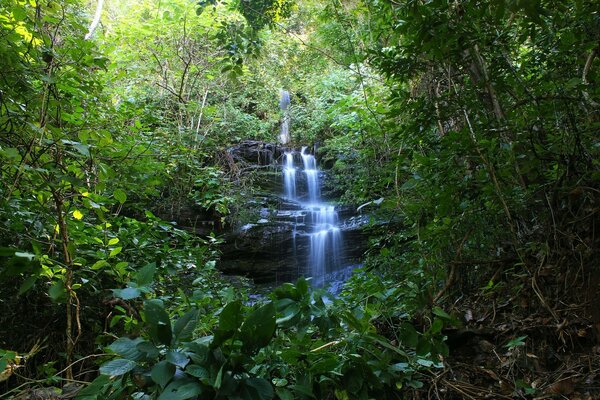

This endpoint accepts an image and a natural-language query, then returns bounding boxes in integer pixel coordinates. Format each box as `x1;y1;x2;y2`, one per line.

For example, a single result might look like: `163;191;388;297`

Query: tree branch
85;0;104;40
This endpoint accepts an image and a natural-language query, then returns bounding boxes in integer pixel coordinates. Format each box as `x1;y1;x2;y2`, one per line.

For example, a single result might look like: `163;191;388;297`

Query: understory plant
80;278;451;400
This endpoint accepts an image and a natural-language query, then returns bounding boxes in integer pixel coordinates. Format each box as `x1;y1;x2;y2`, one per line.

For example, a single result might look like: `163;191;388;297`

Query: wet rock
219;210;368;283
228;140;287;165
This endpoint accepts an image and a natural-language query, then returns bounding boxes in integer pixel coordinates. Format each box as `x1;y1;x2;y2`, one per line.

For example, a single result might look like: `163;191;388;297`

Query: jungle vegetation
0;0;598;398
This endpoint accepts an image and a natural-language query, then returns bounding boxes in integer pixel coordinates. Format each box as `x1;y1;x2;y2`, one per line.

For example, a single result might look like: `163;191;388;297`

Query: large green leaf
144;299;172;346
399;322;419;348
157;379;202;400
219;300;243;331
166;350;189;368
99;358;136;377
137;341;160;360
108;337;144;360
49;280;66;302
185;364;209;380
173;308;199;343
212;300;242;347
151;360;175;388
240;302;276;353
244;378;274;400
74;374;111;399
135;263;156;287
113;189;127;204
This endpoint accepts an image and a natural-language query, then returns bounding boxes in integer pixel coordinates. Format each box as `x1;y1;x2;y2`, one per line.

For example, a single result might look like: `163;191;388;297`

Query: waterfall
308;204;341;287
301;146;319;204
281;146;343;286
283;152;296;199
279;90;291;145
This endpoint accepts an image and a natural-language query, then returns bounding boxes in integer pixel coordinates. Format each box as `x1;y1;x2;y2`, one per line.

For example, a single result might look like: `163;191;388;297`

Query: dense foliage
1;0;598;399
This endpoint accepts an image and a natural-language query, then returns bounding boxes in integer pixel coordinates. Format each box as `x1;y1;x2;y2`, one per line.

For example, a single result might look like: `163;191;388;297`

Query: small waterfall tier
279;90;291;145
281;146;343;286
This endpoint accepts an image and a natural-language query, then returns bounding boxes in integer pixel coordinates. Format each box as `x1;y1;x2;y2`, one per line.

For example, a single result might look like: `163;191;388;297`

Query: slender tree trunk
52;190;75;381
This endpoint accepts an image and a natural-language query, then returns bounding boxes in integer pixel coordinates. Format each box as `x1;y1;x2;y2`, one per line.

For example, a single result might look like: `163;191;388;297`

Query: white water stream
282;147;342;286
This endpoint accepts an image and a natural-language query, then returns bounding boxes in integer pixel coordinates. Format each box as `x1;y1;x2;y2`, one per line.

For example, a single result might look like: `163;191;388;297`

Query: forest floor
430;283;600;399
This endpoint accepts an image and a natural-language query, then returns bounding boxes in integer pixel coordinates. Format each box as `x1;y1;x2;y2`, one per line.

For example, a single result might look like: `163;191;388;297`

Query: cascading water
281;146;343;286
308;205;341;286
301;147;319;204
283;152;296;199
279;90;291;145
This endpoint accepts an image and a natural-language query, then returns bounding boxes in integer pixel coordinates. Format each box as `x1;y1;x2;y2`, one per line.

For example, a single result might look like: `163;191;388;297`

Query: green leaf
99;358;136;377
389;362;411;373
137;341;160;360
158;380;202;400
214;366;223;389
185;365;209;379
108;337;144;360
75;374;111;397
245;378;274;400
135;263;156;287
275;388;294;400
416;358;434;367
73;143;90;157
112;287;141;300
429;318;444;335
276;302;300;326
91;260;109;270
173;308;199;343
240;302;276;353
212;301;242;347
219;300;243;332
151;360;175;388
296;277;309;296
18;276;37;295
399;322;419;348
109;247;122;257
114;189;127;204
49;280;66;302
144;299;172;346
505;335;527;349
0;147;20;160
432;307;452;321
166;350;189;368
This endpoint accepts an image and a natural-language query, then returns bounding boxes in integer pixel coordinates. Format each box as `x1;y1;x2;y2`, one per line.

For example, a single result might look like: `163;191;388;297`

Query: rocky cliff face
219;141;369;284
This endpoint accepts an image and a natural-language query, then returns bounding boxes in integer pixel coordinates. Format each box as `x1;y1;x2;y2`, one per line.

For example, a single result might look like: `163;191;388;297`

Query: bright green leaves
236;0;294;31
113;189;127;204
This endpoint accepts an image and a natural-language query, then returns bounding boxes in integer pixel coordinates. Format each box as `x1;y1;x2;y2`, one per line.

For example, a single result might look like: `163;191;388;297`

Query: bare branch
85;0;104;40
